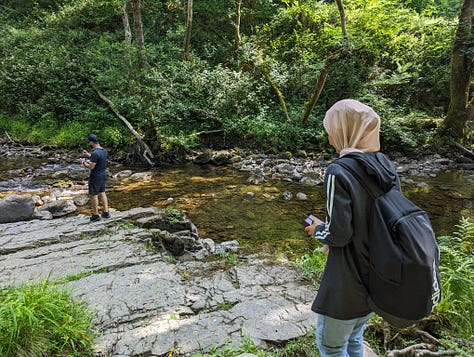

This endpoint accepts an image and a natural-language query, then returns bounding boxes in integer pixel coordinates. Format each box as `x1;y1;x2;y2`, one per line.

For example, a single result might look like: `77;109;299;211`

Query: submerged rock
128;172;153;181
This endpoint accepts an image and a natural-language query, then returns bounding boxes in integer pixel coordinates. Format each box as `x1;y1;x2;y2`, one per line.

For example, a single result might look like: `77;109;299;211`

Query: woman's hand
304;216;323;236
321;244;329;255
304;217;329;255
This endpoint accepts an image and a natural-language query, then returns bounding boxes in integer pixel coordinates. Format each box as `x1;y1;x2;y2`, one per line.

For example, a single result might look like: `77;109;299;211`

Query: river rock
459;163;474;170
128;172;152;181
39;199;77;217
32;210;53;220
211;151;231;166
282;191;293;201
301;176;323;186
194;152;212;165
73;195;89;206
202;238;216;253
217;240;240;253
248;172;265;185
0;195;35;223
275;163;295;176
51;170;70;179
296;192;307;200
32;195;44;206
113;170;133;179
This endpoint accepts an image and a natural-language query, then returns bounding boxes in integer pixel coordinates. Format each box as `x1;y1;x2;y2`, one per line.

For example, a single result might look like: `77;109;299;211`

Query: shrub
0;281;95;356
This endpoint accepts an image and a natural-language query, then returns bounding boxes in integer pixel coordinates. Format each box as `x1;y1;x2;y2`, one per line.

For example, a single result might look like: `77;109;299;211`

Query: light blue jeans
316;313;373;357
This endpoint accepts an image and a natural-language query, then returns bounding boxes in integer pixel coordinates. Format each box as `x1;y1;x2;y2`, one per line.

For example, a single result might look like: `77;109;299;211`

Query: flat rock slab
0;207;317;356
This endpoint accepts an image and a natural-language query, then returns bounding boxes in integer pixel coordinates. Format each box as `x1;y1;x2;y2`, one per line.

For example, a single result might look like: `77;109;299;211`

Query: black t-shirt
89;147;107;179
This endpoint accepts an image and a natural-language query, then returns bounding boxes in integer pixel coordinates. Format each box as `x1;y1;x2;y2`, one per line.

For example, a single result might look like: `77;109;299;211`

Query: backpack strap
335;156;385;199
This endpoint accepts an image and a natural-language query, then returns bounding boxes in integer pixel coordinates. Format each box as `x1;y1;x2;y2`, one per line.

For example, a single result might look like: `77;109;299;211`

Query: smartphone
302;214;317;227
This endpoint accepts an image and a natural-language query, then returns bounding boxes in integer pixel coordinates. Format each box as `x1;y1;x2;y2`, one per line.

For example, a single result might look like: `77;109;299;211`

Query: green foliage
191;335;265;357
295;247;327;282
0;280;95;357
191;332;319;357
435;217;474;338
0;0;465;152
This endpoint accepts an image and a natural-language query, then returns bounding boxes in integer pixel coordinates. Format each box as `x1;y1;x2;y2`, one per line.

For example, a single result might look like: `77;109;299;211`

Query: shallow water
1;158;473;257
107;163;473;256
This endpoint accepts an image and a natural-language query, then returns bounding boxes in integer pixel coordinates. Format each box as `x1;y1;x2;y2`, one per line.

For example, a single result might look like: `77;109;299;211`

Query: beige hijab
323;99;381;157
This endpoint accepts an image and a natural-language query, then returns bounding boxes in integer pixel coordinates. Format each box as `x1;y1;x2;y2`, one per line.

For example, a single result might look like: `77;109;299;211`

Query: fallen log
4;131;14;143
91;83;155;166
454;142;474;159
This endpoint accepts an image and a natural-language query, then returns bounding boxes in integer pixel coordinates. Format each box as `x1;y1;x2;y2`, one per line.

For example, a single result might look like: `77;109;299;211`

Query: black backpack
336;156;441;328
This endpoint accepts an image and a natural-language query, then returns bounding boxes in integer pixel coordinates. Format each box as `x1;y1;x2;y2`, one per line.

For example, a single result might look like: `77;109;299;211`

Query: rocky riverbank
1;142;472;198
1;207;320;356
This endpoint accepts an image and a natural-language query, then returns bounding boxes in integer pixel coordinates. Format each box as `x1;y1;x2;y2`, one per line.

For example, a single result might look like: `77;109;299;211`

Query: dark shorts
88;176;106;195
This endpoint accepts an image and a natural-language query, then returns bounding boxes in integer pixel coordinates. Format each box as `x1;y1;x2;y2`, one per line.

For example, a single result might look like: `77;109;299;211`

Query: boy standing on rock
81;134;110;222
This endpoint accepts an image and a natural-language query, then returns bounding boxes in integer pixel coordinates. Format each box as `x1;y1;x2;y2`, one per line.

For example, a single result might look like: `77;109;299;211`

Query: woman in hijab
305;99;399;357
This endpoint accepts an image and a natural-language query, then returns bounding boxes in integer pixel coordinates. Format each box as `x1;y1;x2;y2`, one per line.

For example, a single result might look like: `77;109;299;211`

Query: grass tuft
0;280;95;356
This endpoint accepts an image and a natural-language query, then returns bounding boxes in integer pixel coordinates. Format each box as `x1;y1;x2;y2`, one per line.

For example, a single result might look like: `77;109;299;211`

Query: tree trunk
301;67;329;126
262;66;291;122
234;0;242;50
122;1;132;71
131;0;147;69
184;0;193;60
443;0;474;139
336;0;349;49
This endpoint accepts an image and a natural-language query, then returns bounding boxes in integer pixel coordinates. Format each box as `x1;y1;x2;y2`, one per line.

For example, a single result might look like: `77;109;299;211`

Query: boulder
39;199;77;217
0;195;35;223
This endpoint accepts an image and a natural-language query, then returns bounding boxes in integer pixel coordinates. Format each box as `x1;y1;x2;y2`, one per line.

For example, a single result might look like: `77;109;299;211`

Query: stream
1;154;473;257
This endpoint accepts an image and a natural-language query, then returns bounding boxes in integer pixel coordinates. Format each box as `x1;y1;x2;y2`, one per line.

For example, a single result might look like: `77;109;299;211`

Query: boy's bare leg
91;195;99;215
99;192;109;213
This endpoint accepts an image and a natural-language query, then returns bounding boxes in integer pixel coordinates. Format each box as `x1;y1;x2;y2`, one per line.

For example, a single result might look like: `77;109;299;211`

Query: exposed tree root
454;142;474;159
367;320;458;357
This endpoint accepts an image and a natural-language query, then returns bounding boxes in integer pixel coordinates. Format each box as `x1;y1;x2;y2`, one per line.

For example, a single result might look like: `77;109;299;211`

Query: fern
435;217;474;338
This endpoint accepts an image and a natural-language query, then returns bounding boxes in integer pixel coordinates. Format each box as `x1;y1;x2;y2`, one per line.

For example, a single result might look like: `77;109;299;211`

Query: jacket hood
342;152;398;192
